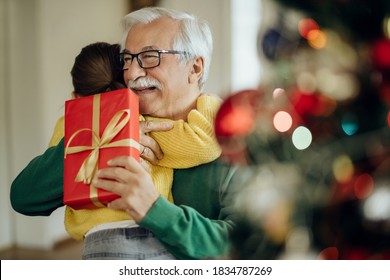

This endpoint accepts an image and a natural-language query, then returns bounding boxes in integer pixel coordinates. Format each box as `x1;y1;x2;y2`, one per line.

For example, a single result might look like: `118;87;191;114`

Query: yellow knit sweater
49;94;222;240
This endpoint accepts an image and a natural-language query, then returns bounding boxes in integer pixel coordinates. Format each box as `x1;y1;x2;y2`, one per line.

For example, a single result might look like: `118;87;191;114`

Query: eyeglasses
118;50;188;70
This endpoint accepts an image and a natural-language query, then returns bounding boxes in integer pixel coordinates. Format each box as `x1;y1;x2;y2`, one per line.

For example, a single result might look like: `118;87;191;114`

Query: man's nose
124;61;147;84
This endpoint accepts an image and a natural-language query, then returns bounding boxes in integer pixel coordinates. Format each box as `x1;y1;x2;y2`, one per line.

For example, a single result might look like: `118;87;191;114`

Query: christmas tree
215;0;390;259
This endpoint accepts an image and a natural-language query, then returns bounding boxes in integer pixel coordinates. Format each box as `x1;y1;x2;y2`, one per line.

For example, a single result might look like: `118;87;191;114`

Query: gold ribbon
64;94;139;207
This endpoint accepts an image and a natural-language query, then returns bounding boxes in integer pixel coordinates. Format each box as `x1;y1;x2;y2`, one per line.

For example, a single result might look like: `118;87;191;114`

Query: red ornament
215;89;263;165
319;246;339;260
372;38;390;70
215;89;262;137
291;89;335;118
343;247;371;260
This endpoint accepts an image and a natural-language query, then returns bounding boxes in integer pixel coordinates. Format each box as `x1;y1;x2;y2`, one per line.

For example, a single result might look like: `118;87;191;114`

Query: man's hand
93;156;159;222
92;120;173;221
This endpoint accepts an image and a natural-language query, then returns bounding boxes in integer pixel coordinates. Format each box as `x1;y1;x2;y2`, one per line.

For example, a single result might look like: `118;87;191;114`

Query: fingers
140;120;173;134
96;156;148;187
107;156;142;172
93;156;159;221
106;156;150;173
139;120;173;165
139;158;152;173
93;158;142;195
92;176;142;219
107;199;130;213
139;135;163;164
93;176;123;193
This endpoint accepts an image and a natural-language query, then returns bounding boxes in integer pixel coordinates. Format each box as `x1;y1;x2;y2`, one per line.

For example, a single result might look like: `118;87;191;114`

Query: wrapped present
64;88;139;209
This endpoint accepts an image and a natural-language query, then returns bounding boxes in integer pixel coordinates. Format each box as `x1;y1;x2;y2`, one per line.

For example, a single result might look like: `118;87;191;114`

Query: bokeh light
384;17;390;39
285;226;311;252
307;29;327;49
296;72;317;93
323;30;359;70
354;173;374;199
363;186;390;221
292;126;312;150
215;90;262;137
298;18;319;39
273;111;293;132
319;246;339;260
373;38;390;69
262;201;292;243
387;111;390;127
341;112;359;136
278;226;318;259
217;105;254;136
332;155;354;183
273;87;285;99
317;69;359;101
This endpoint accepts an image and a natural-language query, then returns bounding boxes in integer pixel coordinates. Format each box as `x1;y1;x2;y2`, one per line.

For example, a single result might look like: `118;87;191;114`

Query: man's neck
172;98;198;121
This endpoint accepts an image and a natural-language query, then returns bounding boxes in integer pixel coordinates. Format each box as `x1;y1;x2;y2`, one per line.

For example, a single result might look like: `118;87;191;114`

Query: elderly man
10;7;238;260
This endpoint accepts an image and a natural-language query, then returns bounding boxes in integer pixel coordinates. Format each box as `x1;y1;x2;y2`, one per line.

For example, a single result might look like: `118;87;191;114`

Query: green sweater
10;138;239;259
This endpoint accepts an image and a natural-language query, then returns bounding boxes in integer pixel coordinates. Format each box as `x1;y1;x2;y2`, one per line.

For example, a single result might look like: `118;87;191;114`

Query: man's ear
188;56;204;84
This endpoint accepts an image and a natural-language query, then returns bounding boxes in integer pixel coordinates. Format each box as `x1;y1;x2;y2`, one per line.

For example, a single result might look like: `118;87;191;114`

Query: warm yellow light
307;29;327;49
332;155;354;183
383;17;390;39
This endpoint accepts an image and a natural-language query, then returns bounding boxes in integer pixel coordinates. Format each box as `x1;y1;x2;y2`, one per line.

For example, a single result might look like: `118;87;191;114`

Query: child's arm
48;116;65;147
146;94;222;168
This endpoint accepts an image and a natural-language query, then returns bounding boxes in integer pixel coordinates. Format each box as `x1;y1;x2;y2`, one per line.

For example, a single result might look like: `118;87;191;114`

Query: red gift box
64;88;140;209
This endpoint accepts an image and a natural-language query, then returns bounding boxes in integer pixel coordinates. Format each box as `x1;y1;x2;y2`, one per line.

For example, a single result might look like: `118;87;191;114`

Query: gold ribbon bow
64;94;139;206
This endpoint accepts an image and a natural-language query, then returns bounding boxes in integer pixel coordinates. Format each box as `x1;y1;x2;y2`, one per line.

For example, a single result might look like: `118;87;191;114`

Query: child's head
71;42;125;97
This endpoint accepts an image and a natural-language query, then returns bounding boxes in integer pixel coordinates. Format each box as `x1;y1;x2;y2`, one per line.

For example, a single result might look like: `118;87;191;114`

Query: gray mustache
127;78;162;90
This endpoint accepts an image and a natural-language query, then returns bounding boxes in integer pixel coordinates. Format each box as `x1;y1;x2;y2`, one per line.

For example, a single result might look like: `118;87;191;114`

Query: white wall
231;0;262;92
0;0;13;250
2;0;129;250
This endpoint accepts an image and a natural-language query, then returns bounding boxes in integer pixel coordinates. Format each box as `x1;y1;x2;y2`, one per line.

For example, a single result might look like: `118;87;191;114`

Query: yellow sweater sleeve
48;116;65;147
145;94;222;168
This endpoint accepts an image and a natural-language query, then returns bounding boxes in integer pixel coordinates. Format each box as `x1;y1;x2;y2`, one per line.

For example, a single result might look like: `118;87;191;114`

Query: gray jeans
82;227;176;260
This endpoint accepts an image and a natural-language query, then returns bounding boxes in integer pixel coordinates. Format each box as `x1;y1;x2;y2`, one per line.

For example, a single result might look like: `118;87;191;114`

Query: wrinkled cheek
138;95;158;115
138;101;149;115
123;70;130;86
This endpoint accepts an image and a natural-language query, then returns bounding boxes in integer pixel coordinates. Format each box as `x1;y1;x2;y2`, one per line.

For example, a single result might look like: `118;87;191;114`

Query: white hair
121;7;213;90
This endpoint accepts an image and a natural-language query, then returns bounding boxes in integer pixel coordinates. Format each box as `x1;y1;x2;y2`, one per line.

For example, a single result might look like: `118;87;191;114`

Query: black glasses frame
118;49;188;70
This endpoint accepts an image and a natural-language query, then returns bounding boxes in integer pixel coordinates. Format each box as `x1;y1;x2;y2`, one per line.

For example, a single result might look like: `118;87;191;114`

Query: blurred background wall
0;0;263;250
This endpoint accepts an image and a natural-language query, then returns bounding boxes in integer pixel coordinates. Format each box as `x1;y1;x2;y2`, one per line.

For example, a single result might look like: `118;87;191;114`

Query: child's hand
139;120;173;165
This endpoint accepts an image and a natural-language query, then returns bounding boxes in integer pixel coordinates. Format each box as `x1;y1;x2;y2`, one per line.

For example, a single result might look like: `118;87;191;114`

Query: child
50;42;222;259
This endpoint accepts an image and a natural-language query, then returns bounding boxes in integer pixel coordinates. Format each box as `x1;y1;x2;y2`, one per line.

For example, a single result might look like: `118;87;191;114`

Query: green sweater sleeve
140;196;235;259
10;139;65;216
139;161;239;259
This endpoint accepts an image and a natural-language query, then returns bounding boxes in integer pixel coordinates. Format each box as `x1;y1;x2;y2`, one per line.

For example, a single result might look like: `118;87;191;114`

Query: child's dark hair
71;42;126;97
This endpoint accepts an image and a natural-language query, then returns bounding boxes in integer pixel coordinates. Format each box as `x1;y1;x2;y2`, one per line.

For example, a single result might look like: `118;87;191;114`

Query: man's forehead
125;18;179;51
